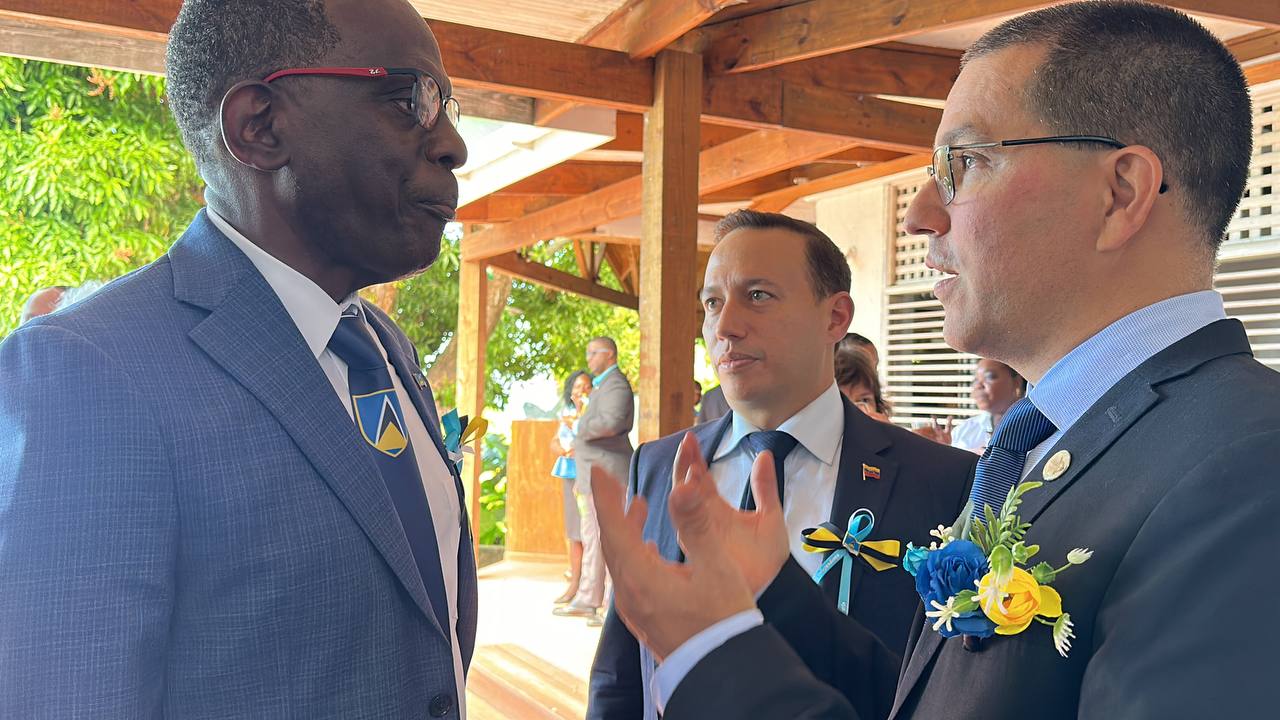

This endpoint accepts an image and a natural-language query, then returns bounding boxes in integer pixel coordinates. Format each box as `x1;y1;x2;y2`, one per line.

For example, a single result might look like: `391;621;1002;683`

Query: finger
747;450;782;517
672;432;706;489
669;462;735;560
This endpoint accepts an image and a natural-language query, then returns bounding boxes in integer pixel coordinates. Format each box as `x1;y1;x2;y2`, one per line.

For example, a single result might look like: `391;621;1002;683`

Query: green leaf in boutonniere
988;545;1014;589
951;589;980;614
1012;541;1039;564
1031;561;1057;585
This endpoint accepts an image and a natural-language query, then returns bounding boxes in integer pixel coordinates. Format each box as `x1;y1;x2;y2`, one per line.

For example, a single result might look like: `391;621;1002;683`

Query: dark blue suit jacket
663;320;1280;720
587;395;977;720
0;211;476;718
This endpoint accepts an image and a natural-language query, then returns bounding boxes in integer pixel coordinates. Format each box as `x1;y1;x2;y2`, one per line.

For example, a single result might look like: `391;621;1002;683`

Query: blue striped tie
969;398;1056;520
328;304;451;634
739;431;799;511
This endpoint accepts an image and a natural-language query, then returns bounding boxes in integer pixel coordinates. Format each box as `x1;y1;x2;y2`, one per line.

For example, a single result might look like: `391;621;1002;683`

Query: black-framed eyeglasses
927;134;1168;205
261;66;461;130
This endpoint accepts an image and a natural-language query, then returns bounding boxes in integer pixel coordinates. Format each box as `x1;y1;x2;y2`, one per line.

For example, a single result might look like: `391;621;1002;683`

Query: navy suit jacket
587;395;976;720
664;320;1280;720
0;211;476;718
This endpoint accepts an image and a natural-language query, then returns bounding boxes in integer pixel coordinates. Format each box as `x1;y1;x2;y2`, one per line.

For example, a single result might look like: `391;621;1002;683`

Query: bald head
20;287;67;324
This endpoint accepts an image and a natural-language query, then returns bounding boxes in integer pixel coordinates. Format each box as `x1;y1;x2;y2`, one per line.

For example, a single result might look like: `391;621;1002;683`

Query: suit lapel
650;415;731;563
822;397;900;606
172;215;444;638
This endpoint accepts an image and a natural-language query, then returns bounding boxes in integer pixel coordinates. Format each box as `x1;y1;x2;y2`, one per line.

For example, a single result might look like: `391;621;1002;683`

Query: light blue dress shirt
652;290;1228;714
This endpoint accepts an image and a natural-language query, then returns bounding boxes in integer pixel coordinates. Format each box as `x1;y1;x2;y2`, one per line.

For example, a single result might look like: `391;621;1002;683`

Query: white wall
812;182;891;352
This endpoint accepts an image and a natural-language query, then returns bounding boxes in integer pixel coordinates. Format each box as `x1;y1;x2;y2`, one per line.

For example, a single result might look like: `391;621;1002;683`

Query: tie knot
989;397;1057;454
328;304;386;372
742;430;799;464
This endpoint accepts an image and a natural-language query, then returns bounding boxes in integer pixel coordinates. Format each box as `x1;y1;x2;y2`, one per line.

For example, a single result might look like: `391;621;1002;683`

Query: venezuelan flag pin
862;463;881;482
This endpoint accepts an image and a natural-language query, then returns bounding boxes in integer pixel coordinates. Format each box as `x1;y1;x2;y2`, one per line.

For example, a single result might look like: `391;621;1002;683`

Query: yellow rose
978;567;1063;635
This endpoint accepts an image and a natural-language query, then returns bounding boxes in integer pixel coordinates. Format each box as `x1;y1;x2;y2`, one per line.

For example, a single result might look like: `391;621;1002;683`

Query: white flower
925;597;960;633
1066;548;1093;565
1053;613;1076;657
975;576;1008;617
928;524;955;548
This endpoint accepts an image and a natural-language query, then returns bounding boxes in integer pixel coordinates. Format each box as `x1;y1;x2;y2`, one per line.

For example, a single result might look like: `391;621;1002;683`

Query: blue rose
914;539;989;609
941;611;996;639
902;543;930;577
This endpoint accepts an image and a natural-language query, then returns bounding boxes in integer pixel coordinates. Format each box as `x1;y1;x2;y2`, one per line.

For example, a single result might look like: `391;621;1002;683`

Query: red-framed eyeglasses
262;66;461;130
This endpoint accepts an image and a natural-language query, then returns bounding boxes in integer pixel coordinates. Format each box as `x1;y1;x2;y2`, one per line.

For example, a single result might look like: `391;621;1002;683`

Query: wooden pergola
3;0;1279;535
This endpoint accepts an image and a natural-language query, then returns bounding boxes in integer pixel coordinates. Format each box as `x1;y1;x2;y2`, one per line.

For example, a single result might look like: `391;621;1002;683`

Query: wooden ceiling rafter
486;252;639;310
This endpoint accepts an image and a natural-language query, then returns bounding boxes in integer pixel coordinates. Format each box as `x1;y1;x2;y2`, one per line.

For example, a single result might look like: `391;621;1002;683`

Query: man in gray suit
1;0;474;716
556;336;635;622
591;3;1280;719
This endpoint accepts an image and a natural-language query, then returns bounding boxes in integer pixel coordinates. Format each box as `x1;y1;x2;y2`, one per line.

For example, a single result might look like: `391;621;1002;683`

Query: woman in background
916;358;1025;454
835;346;891;422
550;370;592;604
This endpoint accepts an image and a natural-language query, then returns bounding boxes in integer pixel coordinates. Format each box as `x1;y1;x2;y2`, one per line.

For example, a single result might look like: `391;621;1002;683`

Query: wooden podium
504;419;569;560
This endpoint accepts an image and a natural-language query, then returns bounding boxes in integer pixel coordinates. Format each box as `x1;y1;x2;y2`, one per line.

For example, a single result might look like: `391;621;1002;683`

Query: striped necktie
739;430;799;511
328;303;451;634
969;398;1056;520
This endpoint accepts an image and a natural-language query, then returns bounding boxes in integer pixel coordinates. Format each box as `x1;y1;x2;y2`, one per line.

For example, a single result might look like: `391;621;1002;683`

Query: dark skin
208;0;467;301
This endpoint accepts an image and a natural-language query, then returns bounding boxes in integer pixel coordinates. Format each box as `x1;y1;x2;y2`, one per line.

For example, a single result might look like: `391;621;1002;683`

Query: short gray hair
165;0;342;168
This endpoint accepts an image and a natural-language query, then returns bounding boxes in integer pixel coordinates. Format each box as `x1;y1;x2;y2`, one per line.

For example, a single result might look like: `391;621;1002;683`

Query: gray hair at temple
965;0;1252;249
713;209;851;301
165;0;342;168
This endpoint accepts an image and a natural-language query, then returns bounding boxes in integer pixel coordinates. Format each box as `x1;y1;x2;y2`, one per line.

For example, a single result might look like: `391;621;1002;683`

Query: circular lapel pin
1043;450;1072;481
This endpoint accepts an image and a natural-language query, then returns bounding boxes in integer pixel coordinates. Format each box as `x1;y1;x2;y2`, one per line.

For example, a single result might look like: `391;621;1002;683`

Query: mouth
716;351;760;374
415;199;457;222
926;256;959;301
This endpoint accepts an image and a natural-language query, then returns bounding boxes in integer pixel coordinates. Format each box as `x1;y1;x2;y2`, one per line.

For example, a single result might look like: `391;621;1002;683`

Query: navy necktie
969;397;1057;520
328;304;451;635
739;430;799;511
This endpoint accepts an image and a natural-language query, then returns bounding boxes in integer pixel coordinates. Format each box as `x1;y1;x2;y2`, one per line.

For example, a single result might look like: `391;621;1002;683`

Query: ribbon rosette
802;508;901;614
441;409;488;472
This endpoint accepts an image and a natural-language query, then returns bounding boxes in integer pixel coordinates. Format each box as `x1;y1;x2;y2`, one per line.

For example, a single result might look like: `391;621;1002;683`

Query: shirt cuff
650;609;764;715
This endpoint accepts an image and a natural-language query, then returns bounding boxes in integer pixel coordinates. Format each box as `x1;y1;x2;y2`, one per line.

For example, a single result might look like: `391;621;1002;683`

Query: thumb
748;450;781;516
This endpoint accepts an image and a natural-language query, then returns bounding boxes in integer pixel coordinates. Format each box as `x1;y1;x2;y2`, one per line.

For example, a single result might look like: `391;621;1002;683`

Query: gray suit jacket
665;319;1280;720
573;368;635;493
0;211;476;718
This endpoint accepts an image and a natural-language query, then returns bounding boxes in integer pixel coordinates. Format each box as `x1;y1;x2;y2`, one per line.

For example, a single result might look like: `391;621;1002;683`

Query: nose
903;176;949;239
427;115;467;171
711;297;748;344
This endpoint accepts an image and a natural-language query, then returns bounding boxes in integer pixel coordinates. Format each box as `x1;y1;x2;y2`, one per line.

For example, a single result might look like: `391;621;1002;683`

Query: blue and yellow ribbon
802;508;901;615
442;409;488;472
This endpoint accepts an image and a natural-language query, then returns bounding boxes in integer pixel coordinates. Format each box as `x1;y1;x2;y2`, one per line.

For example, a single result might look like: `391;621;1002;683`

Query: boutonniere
902;481;1091;657
802;508;900;615
441;409;488;472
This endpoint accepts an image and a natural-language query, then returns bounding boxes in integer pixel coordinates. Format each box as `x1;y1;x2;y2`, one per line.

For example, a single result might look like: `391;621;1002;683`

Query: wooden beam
0;8;166;74
576;234;717;250
572;240;592;280
1228;29;1280;63
462;129;857;260
639;49;701;442
452;87;535;124
491;162;639;197
601;244;639;295
763;45;960;101
750;153;931;212
700;0;1052;74
1161;1;1280;27
455;196;564;223
486;253;639;310
1245;57;1280;86
456;256;488;552
588;0;745;58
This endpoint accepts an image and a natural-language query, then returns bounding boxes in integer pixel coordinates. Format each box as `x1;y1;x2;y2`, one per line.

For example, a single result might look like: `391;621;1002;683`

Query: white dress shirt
207;209;466;715
950;411;994;454
654;382;846;710
654;291;1230;714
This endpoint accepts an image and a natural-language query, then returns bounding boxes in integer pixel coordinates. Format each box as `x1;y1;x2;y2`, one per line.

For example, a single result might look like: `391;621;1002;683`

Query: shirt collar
715;382;844;466
592;365;618;388
206;207;359;359
1029;290;1225;433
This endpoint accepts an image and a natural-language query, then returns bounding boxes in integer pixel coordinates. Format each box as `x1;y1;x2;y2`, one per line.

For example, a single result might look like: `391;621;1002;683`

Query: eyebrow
939;123;988;146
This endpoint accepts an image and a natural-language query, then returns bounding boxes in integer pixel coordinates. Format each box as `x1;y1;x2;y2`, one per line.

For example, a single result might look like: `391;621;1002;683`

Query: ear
219;80;289;172
827;291;854;342
1097;145;1162;253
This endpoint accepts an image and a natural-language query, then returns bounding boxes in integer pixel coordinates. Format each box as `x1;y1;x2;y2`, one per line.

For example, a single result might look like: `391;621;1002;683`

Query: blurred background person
916;358;1025;454
695;383;729;424
835;343;890;422
837;331;879;370
18;286;68;324
550;370;592;605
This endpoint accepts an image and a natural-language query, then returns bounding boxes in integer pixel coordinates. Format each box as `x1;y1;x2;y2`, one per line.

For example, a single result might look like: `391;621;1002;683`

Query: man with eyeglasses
1;1;474;717
556;337;635;624
589;2;1280;719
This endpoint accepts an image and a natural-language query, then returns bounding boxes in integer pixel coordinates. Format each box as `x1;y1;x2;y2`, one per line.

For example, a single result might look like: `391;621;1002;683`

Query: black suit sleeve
756;558;901;720
586;447;646;719
665;625;860;720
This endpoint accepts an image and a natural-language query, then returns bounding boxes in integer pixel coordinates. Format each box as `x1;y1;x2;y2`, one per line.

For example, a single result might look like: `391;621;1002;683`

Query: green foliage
0;58;204;337
477;432;509;546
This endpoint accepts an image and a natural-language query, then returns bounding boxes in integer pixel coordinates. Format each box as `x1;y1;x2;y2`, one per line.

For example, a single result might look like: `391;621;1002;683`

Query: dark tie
328;304;451;634
739;431;799;511
969;397;1057;520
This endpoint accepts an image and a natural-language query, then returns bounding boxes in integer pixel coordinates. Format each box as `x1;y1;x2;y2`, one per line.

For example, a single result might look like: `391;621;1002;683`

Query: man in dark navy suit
587;210;977;720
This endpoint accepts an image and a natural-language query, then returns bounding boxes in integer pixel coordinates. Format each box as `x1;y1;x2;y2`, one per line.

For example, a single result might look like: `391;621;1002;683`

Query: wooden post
638;50;701;442
456;254;488;550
